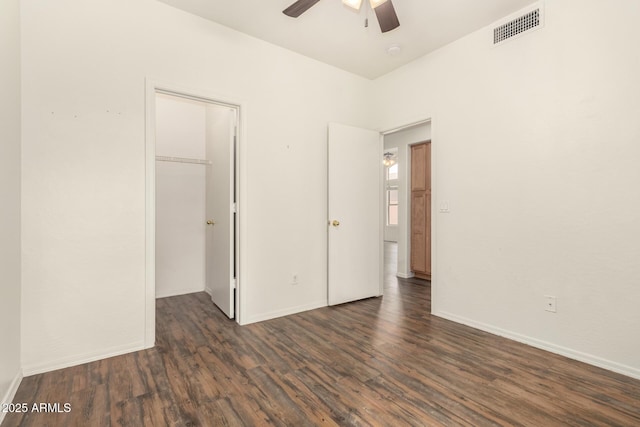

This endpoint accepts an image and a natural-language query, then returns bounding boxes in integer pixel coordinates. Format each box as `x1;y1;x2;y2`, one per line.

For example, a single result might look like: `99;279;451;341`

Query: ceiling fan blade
374;0;400;33
283;0;322;18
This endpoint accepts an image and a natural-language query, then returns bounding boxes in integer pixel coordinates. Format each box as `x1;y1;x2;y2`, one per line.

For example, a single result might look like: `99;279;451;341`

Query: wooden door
328;123;383;305
410;142;431;279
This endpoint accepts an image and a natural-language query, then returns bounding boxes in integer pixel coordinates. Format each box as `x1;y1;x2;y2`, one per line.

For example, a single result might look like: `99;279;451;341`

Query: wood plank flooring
4;243;640;426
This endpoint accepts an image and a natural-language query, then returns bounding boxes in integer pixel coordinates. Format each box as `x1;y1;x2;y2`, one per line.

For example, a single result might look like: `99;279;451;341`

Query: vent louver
494;8;540;44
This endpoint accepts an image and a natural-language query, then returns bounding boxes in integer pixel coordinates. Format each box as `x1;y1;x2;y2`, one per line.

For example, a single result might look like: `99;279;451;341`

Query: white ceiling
158;0;537;79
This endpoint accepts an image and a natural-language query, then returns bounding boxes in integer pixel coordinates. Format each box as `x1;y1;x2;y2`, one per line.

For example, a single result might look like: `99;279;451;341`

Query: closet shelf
155;156;211;166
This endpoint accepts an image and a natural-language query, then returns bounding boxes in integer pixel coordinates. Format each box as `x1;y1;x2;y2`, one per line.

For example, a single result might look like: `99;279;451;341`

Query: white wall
155;95;207;298
22;0;638;382
374;0;640;378
0;0;22;415
383;124;431;277
20;0;373;373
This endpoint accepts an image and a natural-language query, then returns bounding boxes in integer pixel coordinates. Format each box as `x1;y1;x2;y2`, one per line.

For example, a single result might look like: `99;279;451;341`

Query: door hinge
232;278;237;289
232;203;237;213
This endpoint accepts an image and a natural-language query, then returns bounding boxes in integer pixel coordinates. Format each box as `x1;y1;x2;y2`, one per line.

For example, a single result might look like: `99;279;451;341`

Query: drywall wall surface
155;95;206;298
384;124;431;277
374;0;640;377
20;0;374;371
0;0;23;412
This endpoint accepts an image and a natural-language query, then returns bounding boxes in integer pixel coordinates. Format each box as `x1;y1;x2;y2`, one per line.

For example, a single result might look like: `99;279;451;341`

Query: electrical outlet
291;274;298;286
544;295;557;313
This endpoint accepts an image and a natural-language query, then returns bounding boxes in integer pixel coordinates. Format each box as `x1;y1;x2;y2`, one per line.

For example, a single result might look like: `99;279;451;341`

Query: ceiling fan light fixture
284;0;399;33
369;0;389;9
342;0;363;10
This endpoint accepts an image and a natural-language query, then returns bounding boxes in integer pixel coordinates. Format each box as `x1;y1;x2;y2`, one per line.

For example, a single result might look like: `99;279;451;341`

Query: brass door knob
332;220;340;227
206;220;216;226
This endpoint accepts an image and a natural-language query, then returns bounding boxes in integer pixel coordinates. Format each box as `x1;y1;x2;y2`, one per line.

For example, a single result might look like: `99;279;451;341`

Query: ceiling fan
283;0;400;33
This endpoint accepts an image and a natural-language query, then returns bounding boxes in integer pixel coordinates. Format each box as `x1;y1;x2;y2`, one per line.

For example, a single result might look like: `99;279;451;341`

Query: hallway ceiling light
383;152;396;167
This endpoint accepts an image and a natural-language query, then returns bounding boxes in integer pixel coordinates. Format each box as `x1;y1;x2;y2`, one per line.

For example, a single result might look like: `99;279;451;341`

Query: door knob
332;220;340;227
206;220;216;226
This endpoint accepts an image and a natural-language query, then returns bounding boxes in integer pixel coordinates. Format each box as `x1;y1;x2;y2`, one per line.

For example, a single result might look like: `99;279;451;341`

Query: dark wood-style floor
5;243;640;426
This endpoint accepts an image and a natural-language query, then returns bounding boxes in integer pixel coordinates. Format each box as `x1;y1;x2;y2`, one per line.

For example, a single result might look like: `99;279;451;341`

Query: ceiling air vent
494;8;541;44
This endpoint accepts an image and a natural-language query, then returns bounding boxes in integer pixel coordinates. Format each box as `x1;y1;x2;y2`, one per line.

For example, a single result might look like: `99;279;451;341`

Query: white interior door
205;105;236;318
328;122;383;305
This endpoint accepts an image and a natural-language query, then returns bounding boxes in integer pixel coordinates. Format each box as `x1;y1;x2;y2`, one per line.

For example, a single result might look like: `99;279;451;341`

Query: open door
205;106;236;318
328;123;383;305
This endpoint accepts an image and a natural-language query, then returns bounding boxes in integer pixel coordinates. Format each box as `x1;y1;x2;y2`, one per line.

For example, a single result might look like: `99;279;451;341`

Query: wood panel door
411;142;431;279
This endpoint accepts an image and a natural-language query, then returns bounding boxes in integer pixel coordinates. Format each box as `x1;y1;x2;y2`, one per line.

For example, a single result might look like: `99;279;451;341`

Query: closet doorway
152;90;238;323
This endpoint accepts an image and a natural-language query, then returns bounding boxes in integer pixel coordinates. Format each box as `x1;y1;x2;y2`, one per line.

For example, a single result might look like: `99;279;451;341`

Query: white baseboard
396;272;415;279
434;310;640;380
0;369;23;425
22;341;145;377
155;286;205;299
241;300;328;325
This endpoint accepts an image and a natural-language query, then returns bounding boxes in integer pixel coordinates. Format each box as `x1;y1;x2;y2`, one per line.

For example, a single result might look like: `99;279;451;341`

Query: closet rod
155;156;211;166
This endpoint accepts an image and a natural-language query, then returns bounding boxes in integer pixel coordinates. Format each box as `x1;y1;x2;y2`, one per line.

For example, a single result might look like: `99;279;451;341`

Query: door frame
144;78;246;347
380;117;438;311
